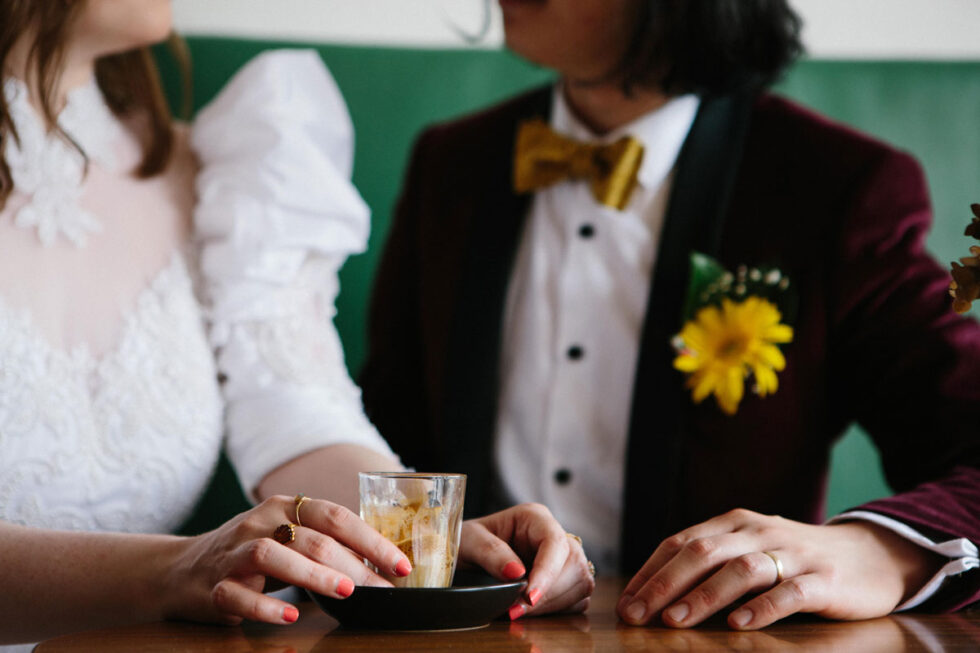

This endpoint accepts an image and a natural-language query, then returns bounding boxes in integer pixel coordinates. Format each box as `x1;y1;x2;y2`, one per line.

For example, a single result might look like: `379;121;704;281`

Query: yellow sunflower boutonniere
949;203;980;314
671;253;795;416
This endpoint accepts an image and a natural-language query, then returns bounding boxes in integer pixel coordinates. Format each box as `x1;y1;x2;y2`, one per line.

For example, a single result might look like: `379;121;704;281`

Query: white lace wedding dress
0;50;394;540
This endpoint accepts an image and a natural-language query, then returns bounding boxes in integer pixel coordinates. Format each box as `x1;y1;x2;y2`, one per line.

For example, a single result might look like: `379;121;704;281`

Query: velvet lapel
620;91;755;573
442;87;553;518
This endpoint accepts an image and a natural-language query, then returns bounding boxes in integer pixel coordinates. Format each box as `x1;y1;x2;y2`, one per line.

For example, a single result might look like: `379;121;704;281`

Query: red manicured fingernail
527;588;542;606
502;561;526;579
283;605;299;623
395;558;412;577
337;578;355;597
508;603;527;621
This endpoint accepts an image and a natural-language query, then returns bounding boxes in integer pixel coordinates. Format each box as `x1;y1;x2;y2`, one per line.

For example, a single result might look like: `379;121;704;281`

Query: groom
361;0;980;628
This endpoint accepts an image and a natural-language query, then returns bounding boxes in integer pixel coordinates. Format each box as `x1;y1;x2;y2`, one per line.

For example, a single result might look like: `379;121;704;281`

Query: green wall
163;39;979;532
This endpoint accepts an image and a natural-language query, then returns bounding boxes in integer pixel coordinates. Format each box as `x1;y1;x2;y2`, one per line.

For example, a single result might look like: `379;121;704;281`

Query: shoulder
745;94;925;193
730;94;934;263
194;49;346;122
190;50;369;258
191;49;356;176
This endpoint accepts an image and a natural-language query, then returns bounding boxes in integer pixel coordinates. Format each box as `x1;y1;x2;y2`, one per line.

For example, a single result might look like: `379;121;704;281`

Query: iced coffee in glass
359;472;466;588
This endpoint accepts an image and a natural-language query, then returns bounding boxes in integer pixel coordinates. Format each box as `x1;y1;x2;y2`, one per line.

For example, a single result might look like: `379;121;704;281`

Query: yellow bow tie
513;118;645;211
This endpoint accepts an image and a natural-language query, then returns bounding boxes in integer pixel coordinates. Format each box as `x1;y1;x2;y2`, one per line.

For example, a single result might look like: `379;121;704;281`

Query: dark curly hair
620;0;804;96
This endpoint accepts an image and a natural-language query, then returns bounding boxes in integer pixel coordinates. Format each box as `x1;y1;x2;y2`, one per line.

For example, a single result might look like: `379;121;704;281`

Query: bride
0;0;592;646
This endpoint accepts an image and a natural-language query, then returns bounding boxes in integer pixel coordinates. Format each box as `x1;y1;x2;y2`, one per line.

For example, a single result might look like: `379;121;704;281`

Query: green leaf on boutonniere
674;252;796;415
681;251;797;326
682;252;727;322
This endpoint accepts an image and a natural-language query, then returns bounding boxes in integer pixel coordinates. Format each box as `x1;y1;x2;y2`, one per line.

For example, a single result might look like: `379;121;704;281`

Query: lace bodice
0;254;223;532
0;50;395;536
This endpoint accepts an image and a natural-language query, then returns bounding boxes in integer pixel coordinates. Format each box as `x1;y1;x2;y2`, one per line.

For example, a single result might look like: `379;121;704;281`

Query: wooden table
35;578;980;652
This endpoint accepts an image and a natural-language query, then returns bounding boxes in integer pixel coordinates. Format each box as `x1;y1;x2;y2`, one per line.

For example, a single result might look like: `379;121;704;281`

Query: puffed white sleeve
191;49;398;498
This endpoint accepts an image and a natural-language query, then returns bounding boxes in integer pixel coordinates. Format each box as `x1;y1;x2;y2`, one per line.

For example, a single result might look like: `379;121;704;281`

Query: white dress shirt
494;87;700;572
491;85;977;606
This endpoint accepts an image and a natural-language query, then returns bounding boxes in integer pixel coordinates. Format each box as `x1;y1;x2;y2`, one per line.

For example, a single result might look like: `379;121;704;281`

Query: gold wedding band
273;523;297;545
762;550;784;584
566;532;583;547
294;493;311;527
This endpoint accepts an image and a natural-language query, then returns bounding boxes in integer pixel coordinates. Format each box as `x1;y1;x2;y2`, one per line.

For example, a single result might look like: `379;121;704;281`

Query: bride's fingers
292;527;392;587
231;537;356;599
458;521;527;581
524;544;594;616
284;498;411;578
523;523;572;608
210;576;301;625
526;569;595;616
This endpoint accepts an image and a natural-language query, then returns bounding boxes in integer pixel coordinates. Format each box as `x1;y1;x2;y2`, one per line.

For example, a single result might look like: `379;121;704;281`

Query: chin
127;4;174;48
502;23;556;70
81;0;174;55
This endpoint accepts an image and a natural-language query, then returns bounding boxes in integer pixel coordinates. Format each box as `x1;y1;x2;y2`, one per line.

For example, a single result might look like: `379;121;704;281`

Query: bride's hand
164;495;411;625
458;503;596;618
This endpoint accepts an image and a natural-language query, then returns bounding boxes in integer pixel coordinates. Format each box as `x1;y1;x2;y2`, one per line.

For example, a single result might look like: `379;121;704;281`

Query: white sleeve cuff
224;383;397;501
829;510;980;610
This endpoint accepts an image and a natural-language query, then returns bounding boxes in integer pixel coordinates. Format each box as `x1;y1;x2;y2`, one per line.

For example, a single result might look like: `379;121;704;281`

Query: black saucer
307;570;526;631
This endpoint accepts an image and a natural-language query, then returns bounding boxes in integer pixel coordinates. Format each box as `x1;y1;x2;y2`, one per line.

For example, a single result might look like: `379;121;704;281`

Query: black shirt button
578;223;595;239
567;345;584;361
554;468;572;485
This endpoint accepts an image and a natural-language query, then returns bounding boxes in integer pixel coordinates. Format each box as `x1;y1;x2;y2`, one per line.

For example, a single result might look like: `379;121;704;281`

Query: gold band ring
273;523;297;545
566;532;583;547
294;494;311;527
762;551;784;585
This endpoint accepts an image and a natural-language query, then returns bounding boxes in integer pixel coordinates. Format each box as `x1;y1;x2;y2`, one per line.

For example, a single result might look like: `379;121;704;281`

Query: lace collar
3;76;125;248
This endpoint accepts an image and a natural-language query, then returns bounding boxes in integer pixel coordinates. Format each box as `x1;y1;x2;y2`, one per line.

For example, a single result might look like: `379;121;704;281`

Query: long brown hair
0;1;181;210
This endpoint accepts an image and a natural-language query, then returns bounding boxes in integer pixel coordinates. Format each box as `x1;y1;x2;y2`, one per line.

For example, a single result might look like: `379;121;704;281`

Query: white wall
171;0;980;59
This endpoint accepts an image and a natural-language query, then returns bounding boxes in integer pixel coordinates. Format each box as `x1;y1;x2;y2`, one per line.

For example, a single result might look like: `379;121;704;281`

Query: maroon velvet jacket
360;87;980;610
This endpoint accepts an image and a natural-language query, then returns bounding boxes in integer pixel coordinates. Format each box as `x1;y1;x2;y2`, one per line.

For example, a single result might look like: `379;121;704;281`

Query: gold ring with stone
566;532;583;547
294;494;311;527
762;550;784;585
273;523;297;545
587;560;596;577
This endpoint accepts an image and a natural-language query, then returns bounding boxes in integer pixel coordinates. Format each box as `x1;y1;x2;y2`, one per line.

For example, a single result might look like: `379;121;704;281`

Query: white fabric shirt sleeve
191;49;397;498
829;510;980;610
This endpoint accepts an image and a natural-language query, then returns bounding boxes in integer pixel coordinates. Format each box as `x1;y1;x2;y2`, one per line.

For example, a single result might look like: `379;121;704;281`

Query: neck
561;78;670;135
6;31;96;118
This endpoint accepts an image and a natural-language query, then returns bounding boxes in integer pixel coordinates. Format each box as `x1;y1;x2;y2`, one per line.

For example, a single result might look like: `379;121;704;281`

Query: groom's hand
617;509;942;630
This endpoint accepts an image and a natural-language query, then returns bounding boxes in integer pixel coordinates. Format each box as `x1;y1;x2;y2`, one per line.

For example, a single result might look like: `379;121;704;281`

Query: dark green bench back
165;38;980;534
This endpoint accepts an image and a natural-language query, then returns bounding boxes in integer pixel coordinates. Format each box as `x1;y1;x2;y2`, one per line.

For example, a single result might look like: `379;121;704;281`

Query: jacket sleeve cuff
829;510;980;610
